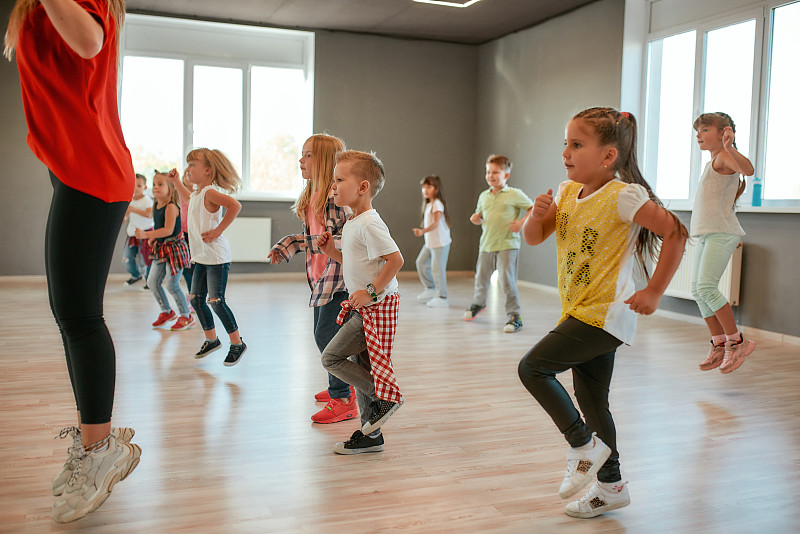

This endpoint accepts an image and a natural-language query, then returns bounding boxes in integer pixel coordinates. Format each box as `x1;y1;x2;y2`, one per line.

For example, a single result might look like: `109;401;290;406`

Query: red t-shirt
16;0;134;203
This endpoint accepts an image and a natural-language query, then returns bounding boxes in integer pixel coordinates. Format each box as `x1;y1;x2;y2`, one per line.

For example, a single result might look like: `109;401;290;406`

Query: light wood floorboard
0;272;798;533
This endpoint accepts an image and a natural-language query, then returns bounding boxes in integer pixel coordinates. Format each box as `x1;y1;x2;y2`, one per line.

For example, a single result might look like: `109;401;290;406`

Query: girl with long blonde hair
5;0;140;523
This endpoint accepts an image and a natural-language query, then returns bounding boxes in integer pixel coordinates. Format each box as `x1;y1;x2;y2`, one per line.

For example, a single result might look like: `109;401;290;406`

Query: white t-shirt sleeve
430;199;444;213
617;183;650;223
364;219;400;260
553;180;571;207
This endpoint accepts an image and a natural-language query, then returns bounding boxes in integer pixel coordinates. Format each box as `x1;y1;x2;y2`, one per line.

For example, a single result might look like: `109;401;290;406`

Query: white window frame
643;0;800;213
119;15;315;202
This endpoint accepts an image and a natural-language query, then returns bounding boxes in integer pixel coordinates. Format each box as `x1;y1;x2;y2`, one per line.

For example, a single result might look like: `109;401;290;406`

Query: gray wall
474;0;625;286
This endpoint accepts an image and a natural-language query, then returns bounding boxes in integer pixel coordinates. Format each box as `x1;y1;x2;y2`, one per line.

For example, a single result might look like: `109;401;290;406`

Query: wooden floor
0;272;798;533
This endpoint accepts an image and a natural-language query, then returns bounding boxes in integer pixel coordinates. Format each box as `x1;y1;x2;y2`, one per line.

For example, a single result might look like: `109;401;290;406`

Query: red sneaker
170;315;196;331
311;398;358;424
315;385;356;402
152;310;176;328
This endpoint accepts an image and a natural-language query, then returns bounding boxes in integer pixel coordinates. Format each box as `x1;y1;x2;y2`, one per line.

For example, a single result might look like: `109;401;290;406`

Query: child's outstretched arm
348;251;404;309
719;127;755;176
523;189;556;246
136;204;180;239
168;169;192;205
200;190;241;243
624;202;687;315
317;231;342;264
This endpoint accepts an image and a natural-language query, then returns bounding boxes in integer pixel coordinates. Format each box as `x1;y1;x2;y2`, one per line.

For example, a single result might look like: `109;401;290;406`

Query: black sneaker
503;315;523;333
333;430;384;455
124;276;142;286
195;338;222;359
362;398;403;434
463;304;486;322
224;340;246;367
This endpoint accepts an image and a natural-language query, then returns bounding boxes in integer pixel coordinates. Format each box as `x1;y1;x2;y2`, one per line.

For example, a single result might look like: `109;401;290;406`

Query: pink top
307;192;327;284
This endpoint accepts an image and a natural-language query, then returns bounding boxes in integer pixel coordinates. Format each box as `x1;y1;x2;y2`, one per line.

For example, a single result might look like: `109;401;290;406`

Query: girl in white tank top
691;113;756;374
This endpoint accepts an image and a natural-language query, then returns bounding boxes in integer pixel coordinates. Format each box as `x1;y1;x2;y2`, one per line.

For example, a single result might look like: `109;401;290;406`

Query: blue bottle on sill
751;176;762;207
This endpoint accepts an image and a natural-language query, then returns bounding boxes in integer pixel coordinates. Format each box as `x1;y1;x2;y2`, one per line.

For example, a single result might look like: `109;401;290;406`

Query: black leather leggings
518;317;623;482
45;173;128;424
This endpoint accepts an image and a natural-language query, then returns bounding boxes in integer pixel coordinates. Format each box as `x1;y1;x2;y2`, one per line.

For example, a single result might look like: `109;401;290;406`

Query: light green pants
690;233;741;318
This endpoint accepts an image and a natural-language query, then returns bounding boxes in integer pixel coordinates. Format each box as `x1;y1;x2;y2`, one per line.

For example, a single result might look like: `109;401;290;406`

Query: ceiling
126;0;599;45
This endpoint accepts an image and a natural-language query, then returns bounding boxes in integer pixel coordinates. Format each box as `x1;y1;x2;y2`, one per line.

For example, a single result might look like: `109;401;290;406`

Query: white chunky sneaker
52;434;141;523
558;435;612;499
565;480;630;518
52;426;135;496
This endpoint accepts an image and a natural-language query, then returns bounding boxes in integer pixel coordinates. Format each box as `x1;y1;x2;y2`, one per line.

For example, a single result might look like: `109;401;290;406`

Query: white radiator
663;241;742;305
225;217;271;263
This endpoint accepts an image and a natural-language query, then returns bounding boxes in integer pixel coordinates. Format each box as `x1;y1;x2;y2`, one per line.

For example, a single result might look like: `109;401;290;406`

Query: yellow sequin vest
556;181;631;328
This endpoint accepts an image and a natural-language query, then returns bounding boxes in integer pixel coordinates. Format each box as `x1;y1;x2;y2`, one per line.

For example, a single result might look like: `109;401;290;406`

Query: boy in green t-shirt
465;154;533;333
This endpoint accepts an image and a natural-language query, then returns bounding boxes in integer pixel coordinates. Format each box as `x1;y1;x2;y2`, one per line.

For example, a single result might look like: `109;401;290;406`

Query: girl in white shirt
413;175;452;307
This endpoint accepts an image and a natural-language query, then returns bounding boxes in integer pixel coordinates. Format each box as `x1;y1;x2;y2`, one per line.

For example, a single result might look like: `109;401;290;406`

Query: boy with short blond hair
465;154;533;333
318;150;405;454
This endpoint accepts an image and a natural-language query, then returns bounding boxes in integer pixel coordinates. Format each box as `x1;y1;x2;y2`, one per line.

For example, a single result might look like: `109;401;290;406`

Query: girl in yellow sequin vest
518;107;687;519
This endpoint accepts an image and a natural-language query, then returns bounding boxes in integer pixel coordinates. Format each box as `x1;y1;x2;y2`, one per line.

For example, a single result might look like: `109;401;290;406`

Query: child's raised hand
722;127;735;151
531;189;553;221
624;287;661;315
167;168;180;182
413;227;424;237
469;212;482;225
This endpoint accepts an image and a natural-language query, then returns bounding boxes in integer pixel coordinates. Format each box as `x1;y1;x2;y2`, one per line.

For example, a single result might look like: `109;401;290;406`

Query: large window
119;15;314;200
643;1;799;210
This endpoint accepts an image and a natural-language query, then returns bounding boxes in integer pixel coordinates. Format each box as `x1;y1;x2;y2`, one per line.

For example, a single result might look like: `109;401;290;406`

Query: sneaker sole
195;345;222;359
720;342;756;374
699;359;723;371
503;325;523;333
52;427;136;497
559;443;612;499
463;308;485;322
362;400;403;434
52;443;142;524
564;495;631;519
311;409;359;424
333;443;384;455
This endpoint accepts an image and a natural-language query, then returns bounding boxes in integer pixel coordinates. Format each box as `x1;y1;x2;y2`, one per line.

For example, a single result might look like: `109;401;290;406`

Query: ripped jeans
190;262;238;334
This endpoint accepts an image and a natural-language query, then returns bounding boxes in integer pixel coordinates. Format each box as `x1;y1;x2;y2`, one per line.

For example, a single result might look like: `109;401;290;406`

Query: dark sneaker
463;304;486;322
503;315;523;333
333;430;384;455
124;276;142;286
195;338;222;359
362;398;403;434
224;340;247;367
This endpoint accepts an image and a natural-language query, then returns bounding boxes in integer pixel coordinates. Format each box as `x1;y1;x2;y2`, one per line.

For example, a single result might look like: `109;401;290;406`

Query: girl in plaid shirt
268;134;358;424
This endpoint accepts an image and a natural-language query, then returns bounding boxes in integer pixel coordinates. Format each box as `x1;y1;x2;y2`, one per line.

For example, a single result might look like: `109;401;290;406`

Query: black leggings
45;173;128;424
518;317;623;482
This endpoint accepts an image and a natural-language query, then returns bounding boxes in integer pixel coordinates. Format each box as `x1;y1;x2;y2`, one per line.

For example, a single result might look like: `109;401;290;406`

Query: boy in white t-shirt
122;174;153;286
318;150;404;455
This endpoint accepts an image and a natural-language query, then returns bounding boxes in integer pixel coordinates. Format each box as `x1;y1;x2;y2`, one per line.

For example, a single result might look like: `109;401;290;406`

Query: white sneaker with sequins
565;480;630;518
558;434;611;499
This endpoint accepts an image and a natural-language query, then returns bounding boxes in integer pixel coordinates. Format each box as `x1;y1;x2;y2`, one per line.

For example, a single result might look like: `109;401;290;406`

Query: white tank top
188;185;232;264
690;161;745;237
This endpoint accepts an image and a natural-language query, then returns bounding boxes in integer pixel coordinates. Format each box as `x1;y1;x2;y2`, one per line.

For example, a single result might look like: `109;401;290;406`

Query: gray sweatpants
472;248;521;318
321;311;377;427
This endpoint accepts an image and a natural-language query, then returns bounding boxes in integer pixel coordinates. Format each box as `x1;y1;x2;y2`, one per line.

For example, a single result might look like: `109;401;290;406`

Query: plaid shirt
271;192;350;307
337;293;402;403
152;235;190;276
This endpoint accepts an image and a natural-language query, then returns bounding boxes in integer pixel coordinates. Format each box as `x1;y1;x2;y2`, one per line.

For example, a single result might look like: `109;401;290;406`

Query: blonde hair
336;150;385;197
293;134;346;223
693;112;746;204
4;0;126;60
486;154;512;172
185;148;241;194
420;175;450;226
152;171;180;210
573;107;687;277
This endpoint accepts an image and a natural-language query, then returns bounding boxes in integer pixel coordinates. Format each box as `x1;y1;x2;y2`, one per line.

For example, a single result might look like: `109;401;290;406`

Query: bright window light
413;0;482;8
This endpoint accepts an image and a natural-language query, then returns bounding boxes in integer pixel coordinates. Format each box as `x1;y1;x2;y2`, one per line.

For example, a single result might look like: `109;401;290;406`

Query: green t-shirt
475;185;533;252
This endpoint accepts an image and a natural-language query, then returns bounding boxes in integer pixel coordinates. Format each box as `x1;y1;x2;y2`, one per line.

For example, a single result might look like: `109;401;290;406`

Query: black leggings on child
46;172;128;424
518;316;623;482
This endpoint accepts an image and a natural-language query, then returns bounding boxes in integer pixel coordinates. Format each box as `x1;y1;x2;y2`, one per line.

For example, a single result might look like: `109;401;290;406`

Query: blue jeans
148;260;189;315
690;233;741;318
472;249;520;318
416;243;450;299
314;291;352;399
122;243;145;278
190;263;238;334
